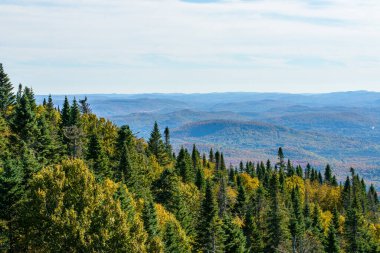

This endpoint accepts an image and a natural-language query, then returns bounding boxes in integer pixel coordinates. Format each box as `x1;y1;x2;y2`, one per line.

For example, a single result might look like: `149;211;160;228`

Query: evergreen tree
191;144;200;170
325;222;340;253
304;201;312;230
0;64;15;114
325;164;333;183
344;196;373;253
70;97;81;126
164;126;173;157
12;91;37;142
175;147;193;183
148;122;168;166
195;168;205;191
220;153;226;170
266;173;290;252
87;133;109;179
163;221;189;253
223;215;246;253
289;186;304;253
234;184;247;217
217;176;228;216
277;147;285;169
61;96;71;128
209;148;214;162
197;180;225;253
312;204;324;244
117;142;132;182
244;207;265;253
142;198;159;237
79;96;91;114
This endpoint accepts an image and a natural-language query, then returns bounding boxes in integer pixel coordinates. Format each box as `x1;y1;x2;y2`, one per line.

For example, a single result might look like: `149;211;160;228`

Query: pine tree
197;180;225;253
289;186;304;253
70;97;81;126
209;148;214;162
304;201;312;230
325;164;333;183
142;198;159;237
325;222;340;253
223;215;246;253
79;96;91;114
164;126;173;157
163;221;189;253
217;176;228;216
344;196;373;253
12;91;38;142
35;115;59;165
60;96;71;128
148;122;168;166
175;147;193;183
244;207;265;253
0;64;15;114
312;204;324;244
117;142;132;182
277;147;285;169
87;133;109;179
266;173;290;252
195;168;205;191
220;153;226;170
342;176;351;210
191;144;200;170
234;184;247;217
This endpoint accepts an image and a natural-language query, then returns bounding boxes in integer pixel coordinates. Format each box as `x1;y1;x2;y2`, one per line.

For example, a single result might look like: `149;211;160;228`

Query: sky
1;0;380;94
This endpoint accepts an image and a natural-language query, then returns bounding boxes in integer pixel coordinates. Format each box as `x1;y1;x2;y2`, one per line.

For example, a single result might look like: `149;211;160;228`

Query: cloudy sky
1;0;380;94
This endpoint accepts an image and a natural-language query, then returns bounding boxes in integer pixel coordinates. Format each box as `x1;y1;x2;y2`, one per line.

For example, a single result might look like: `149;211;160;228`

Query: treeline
0;64;379;252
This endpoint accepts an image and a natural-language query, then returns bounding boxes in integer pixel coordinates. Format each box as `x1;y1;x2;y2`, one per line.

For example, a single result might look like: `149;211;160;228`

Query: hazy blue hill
112;110;250;138
35;91;380;186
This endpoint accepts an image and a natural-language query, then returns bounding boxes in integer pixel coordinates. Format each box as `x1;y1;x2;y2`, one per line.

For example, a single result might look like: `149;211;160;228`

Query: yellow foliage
233;216;244;228
227;186;238;206
368;223;380;243
149;155;165;181
321;210;332;235
285;176;305;202
305;180;341;211
155;203;192;251
204;168;214;179
240;173;260;191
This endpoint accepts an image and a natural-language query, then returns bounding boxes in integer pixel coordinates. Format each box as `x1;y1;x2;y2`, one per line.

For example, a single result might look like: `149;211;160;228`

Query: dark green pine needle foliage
148;121;169;166
0;64;15;114
0;65;379;253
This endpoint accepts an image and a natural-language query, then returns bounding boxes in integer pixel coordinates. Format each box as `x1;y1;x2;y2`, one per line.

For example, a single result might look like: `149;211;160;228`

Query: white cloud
0;0;379;93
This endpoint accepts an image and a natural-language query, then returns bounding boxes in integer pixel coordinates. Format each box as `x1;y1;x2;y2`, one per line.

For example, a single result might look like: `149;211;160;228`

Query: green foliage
13;159;148;252
0;73;378;252
0;64;15;115
148;122;169;166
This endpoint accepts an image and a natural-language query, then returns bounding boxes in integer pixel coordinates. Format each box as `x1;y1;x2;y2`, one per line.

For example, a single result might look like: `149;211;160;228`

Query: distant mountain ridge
35;91;380;187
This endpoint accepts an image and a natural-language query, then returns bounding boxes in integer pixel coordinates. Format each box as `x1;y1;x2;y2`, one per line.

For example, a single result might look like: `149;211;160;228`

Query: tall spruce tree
148;122;168;166
289;186;304;253
266;173;290;252
70;97;81;126
325;164;333;183
0;64;15;115
175;147;193;183
325;222;340;253
12;90;37;142
223;215;246;253
197;180;225;253
60;96;71;128
142;198;159;238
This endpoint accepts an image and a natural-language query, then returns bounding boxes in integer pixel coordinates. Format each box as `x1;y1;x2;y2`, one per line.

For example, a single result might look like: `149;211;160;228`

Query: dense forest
0;63;379;253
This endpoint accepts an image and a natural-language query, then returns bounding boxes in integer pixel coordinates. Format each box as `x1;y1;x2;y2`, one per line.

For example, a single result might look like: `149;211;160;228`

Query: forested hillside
1;64;379;252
